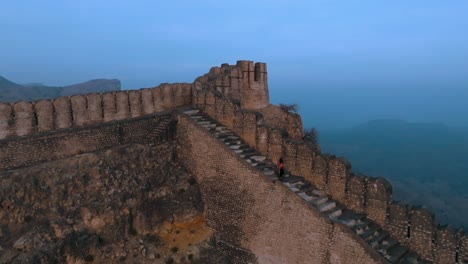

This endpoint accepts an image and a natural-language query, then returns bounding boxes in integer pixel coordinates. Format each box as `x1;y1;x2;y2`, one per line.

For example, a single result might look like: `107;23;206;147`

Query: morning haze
1;0;468;226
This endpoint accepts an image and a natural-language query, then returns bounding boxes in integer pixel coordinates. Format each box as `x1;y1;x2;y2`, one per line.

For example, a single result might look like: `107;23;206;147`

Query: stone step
215;126;226;131
326;207;343;219
359;224;379;240
240;151;261;158
189;115;204;120
386;245;409;263
310;196;329;206
196;120;211;125
310;189;326;197
281;175;304;184
297;192;315;202
229;144;248;150
317;201;336;212
366;230;389;249
399;252;421;264
379;237;398;255
184;109;200;115
262;169;275;176
201;123;217;128
250;155;266;162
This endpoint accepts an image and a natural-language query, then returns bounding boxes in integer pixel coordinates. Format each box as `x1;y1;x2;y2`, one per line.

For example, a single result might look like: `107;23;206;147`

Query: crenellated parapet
192;60;467;264
0;83;191;140
193;60;269;110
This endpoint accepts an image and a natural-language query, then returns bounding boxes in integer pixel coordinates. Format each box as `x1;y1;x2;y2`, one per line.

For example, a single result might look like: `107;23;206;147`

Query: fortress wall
176;113;384;264
87;93;103;124
387;202;411;246
434;227;457;264
311;155;328;191
460;236;468;264
327;158;351;205
0;103;12;139
192;61;269;111
0;112;174;171
0;83;191;140
242;111;259;148
70;95;88;126
193;87;461;262
284;139;298;173
129;90;142;117
13;101;35;136
35;100;54;132
409;208;436;261
53;97;72;129
365;177;392;227
346;175;367;213
295;143;314;180
103;92;117;122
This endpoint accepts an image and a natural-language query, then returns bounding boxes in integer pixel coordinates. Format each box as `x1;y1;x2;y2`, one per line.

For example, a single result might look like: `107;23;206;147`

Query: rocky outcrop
0;142;228;263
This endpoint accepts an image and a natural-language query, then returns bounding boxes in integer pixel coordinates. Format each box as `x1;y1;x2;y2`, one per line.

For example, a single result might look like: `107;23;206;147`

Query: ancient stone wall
0;83;191;140
193;83;467;264
0;112;175;171
176;113;384;264
192;60;269;110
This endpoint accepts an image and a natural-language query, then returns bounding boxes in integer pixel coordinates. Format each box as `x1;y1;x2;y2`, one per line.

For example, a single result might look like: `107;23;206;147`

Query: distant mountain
61;79;121;97
0;76;121;103
319;119;468;228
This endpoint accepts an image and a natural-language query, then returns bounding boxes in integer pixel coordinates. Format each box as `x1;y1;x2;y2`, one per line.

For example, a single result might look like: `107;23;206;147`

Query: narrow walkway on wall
182;108;430;264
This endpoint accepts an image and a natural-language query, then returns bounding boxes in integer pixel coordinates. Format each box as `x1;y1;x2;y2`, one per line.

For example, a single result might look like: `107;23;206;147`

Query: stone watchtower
192;60;270;110
237;60;269;110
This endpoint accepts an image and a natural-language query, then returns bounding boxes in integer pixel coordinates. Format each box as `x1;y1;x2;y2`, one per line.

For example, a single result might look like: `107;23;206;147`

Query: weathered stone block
346;175;366;213
53;97;72;129
141;88;155;114
86;93;103;124
35;100;54;132
311;155;328;191
283;139;298;174
296;143;314;181
128;90;142;118
102;92;116;122
13;101;34;136
434;227;457;264
153;86;164;112
410;207;436;261
387;202;410;246
256;125;269;156
161;84;174;110
0;103;12;139
327;157;350;204
70;95;87;126
115;91;130;120
365;177;391;227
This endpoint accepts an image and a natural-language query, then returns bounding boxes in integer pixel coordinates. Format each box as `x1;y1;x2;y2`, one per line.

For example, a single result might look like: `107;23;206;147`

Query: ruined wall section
192;65;466;264
192;60;269;110
176;113;385;264
0;83;191;140
0;112;175;171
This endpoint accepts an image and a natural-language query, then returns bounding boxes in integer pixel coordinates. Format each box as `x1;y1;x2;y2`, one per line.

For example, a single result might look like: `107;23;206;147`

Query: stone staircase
182;108;429;264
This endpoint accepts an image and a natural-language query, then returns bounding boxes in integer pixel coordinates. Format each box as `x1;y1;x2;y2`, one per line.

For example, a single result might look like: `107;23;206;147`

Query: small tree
303;128;320;152
279;103;299;114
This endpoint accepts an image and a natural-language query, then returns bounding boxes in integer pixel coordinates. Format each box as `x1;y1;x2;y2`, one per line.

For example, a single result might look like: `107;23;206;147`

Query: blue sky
1;1;467;129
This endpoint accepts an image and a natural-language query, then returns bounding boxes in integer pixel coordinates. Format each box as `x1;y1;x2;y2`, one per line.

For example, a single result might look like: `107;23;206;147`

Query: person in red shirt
278;158;285;180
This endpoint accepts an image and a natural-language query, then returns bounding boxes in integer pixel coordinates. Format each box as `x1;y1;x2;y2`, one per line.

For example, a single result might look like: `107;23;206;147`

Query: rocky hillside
0;143;232;263
0;76;121;103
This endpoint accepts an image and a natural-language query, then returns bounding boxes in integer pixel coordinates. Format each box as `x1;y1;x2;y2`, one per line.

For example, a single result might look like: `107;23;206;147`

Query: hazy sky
1;1;467;129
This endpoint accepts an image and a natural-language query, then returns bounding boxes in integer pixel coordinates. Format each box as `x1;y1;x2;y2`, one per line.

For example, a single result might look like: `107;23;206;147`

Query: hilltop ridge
0;75;121;102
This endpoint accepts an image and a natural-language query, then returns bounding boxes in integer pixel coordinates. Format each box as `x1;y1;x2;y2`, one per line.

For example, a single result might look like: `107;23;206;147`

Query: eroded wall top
193;60;269;110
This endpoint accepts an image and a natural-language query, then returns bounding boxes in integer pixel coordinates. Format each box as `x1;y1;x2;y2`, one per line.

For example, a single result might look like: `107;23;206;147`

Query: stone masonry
0;60;466;263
